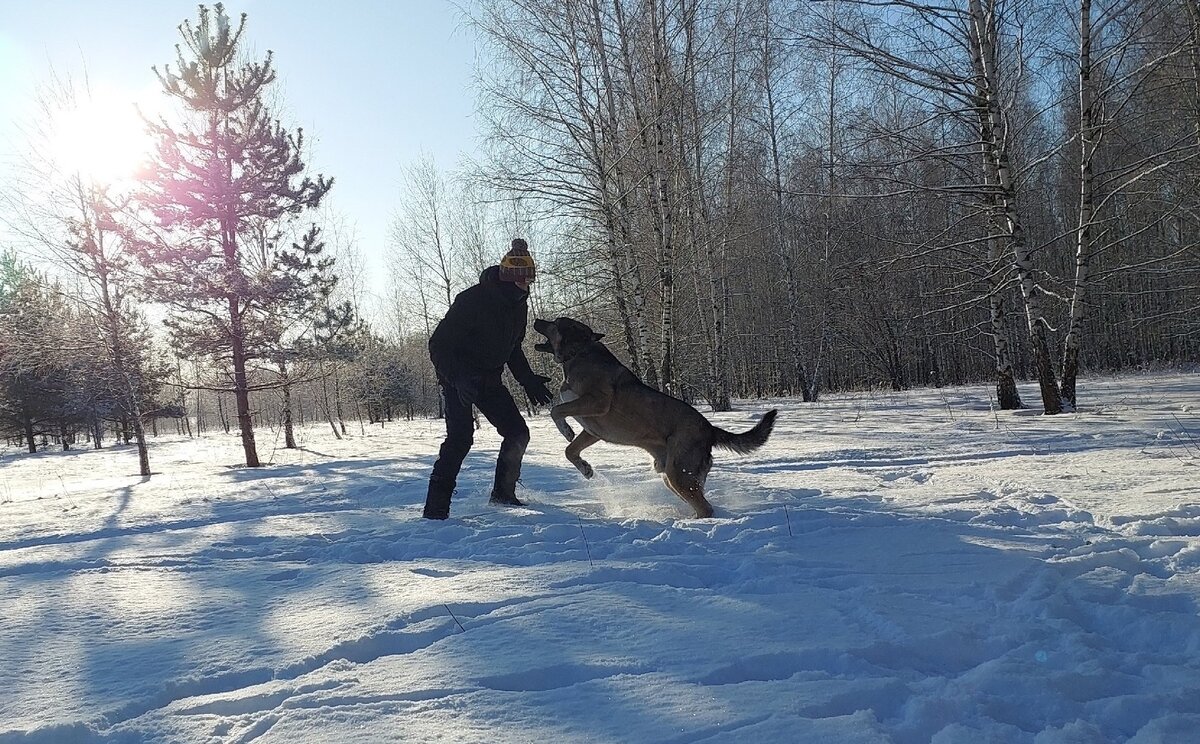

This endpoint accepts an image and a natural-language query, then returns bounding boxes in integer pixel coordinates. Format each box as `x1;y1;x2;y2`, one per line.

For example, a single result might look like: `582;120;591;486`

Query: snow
2;372;1199;743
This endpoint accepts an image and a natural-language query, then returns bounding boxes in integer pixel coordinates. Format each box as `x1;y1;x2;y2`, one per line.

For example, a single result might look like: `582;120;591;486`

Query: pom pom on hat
499;239;536;282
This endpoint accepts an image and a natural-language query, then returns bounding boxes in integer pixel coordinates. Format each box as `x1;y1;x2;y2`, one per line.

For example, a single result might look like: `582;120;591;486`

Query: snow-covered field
2;373;1199;743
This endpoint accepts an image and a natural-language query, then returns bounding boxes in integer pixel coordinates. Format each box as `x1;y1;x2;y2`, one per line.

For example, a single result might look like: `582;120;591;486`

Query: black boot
423;476;454;520
490;426;528;507
489;488;524;507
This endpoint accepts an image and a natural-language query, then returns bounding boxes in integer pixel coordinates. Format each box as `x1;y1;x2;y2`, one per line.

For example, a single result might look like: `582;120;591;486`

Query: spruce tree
135;4;331;466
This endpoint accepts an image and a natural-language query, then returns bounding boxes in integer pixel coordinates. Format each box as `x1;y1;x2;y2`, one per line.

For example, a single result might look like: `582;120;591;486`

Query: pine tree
135;4;332;466
0;262;76;452
301;285;363;441
251;223;353;450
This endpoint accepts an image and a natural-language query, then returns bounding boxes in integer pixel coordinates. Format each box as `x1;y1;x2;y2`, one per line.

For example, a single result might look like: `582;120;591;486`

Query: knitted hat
499;238;536;283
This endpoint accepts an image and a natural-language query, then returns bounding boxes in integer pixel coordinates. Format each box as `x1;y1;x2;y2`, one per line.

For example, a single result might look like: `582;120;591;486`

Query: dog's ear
534;342;553;353
593;332;605;341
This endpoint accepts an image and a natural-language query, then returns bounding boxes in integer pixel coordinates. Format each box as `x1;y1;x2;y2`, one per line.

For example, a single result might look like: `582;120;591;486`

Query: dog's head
533;316;605;363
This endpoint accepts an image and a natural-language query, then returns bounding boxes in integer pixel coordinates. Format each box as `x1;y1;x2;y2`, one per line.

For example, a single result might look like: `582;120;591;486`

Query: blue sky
0;0;480;304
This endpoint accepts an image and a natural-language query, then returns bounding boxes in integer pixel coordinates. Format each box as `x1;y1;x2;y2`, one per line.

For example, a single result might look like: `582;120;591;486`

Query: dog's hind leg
566;430;600;479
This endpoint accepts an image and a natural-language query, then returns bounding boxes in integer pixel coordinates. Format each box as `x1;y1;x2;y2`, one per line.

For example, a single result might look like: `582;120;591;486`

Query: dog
532;316;778;518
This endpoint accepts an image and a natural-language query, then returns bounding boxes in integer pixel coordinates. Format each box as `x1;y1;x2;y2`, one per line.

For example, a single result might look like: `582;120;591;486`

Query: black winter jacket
428;266;538;387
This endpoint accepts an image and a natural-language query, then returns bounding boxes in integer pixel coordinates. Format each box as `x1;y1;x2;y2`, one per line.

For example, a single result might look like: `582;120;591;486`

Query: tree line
0;249;423;457
400;0;1196;414
4;0;1200;477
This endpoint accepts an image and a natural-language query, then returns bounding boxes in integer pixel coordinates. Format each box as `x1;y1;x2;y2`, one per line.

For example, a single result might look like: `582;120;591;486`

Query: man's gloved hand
522;375;554;407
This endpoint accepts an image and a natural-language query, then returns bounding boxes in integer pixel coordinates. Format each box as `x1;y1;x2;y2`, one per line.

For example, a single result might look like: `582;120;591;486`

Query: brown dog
533;316;778;518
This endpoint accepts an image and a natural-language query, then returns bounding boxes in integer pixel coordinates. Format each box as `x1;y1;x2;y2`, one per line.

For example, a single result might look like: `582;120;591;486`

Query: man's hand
522;375;554;407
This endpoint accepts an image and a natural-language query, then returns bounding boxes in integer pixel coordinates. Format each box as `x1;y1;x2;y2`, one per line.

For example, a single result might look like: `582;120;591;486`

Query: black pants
429;375;530;500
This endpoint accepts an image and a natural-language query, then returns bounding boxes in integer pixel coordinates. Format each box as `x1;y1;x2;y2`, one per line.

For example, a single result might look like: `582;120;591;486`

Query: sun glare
49;94;153;186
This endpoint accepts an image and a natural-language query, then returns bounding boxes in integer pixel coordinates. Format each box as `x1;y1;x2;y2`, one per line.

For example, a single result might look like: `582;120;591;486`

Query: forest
1;0;1198;473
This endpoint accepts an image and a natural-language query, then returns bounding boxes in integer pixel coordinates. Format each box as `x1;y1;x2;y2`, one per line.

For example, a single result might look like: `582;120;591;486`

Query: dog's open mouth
532;319;554;353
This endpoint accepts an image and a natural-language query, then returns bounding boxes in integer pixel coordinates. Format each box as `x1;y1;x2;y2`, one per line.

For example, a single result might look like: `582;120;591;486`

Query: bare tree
0;77;160;474
1061;0;1194;407
456;0;1199;408
389;153;459;314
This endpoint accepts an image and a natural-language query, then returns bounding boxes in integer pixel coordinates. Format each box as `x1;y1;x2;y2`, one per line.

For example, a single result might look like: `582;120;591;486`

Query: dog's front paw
577;460;594;479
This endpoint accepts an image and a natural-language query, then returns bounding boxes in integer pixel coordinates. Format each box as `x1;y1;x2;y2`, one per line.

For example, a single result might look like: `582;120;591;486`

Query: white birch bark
709;0;740;411
612;0;662;388
987;225;1022;409
1060;0;1097;410
763;1;813;400
647;0;677;395
588;0;645;377
968;0;1063;413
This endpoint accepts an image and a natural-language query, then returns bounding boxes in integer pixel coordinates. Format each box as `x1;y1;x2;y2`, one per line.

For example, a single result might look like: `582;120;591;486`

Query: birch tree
389;154;458;318
471;0;652;377
1060;0;1194;407
810;0;1064;410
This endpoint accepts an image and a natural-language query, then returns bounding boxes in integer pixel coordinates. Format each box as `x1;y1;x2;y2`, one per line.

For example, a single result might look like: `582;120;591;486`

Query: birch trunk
319;360;343;440
813;8;842;404
762;4;813;400
217;391;230;434
193;366;204;436
987;229;1022;409
278;357;296;450
613;0;661;387
177;360;194;439
1189;0;1200;148
333;364;347;435
588;0;643;376
968;0;1062;414
1061;0;1096;410
97;231;152;475
705;0;737;411
648;0;676;395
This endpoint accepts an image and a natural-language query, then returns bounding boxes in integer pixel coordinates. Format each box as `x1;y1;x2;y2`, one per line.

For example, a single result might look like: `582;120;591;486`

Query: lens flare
49;94;151;186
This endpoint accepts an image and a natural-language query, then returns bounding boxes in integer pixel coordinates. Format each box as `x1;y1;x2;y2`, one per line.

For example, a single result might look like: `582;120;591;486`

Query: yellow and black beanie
499;238;536;282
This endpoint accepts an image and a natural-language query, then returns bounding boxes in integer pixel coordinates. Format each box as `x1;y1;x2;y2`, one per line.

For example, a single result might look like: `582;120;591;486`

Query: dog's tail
712;409;778;454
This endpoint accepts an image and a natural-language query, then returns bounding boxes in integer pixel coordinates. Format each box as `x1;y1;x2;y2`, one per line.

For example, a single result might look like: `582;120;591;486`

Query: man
423;238;554;520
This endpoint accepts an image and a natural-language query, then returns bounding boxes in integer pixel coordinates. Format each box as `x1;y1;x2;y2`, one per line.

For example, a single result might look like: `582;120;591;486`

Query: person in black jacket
423;238;554;520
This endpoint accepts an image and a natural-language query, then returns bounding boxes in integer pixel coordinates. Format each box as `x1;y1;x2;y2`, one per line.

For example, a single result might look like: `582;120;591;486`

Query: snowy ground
2;372;1199;743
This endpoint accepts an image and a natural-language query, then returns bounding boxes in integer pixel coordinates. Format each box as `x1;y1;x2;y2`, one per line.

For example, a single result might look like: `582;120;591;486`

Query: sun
49;93;153;187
